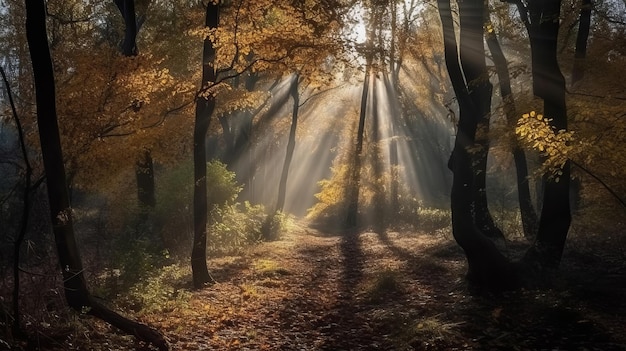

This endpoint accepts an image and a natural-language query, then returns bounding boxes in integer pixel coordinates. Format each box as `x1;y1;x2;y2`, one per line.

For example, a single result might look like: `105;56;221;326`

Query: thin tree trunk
485;21;538;240
370;77;386;229
115;0;157;211
25;1;167;349
388;5;400;215
571;0;591;85
2;66;31;334
276;74;300;213
136;148;156;208
221;72;259;168
346;57;372;227
192;2;219;288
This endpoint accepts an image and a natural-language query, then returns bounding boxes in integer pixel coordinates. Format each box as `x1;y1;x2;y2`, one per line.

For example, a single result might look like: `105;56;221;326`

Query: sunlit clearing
223;56;454;229
232;78;360;216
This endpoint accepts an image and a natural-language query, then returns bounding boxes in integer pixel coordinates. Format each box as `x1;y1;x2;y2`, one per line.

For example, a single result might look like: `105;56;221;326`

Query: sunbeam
222;55;455;228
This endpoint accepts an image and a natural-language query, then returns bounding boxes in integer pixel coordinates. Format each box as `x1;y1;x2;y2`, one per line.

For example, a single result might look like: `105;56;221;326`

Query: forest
0;0;625;349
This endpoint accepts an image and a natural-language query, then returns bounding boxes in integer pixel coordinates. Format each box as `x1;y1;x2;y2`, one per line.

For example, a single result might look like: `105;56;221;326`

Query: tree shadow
372;229;625;350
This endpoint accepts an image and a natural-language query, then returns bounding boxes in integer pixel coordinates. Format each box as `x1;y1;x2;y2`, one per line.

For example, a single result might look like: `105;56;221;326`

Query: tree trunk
136;148;156;208
27;0;91;314
571;0;591;85
387;5;400;215
115;0;138;56
523;0;571;270
485;22;538;240
458;0;503;242
191;2;219;289
370;76;385;229
2;66;31;334
25;1;167;349
221;72;259;168
437;0;516;290
115;0;157;211
276;74;300;213
346;56;372;227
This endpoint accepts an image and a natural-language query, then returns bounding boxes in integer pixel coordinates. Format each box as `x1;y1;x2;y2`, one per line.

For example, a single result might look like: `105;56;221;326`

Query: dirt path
73;224;626;350
130;225;465;350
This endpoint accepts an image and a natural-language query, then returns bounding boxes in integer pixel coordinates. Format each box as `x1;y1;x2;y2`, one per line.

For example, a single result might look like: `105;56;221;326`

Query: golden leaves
515;111;575;179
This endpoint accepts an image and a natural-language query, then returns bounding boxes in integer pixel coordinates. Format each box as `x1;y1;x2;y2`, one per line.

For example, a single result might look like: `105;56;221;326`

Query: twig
1;64;32;333
571;160;626;209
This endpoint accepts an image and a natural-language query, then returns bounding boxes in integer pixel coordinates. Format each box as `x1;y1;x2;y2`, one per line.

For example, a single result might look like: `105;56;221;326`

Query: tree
521;0;571;270
346;2;377;227
275;74;300;214
1;64;32;335
571;0;592;85
438;0;575;289
485;17;538;240
437;0;516;290
191;1;220;289
24;0;167;348
114;0;157;210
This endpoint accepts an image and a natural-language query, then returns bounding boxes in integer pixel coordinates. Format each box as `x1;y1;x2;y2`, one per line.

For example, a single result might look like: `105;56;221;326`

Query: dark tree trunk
523;0;571;270
221;72;259;169
27;0;91;313
386;4;401;214
370;76;385;229
136;148;156;208
437;0;516;290
115;0;138;56
458;0;503;242
115;0;157;211
218;114;235;159
2;66;31;334
485;22;539;240
346;56;372;227
25;1;167;349
192;2;219;289
276;74;300;213
571;0;591;85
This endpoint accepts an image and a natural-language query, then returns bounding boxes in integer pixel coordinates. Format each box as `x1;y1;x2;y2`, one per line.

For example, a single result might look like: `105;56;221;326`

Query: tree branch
572;160;626;209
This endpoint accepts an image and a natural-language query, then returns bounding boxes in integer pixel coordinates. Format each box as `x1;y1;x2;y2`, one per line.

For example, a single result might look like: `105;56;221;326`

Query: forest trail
145;224;469;350
68;223;626;350
116;223;625;351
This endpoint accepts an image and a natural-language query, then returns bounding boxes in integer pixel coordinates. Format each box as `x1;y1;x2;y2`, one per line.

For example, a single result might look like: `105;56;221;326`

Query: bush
306;160;449;231
208;201;265;255
116;263;192;314
155;160;272;257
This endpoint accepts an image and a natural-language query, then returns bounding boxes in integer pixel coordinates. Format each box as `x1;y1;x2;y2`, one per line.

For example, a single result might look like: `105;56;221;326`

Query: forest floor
9;222;626;350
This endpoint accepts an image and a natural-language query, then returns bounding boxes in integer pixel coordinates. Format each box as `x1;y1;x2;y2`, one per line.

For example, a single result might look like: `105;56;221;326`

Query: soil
8;223;626;350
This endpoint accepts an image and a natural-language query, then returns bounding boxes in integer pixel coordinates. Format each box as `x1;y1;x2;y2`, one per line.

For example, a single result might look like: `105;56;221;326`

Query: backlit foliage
308;163;352;222
213;1;341;76
515;111;575;180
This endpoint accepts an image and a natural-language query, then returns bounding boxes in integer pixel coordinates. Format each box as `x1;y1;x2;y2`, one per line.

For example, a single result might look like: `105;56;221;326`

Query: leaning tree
24;0;167;348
